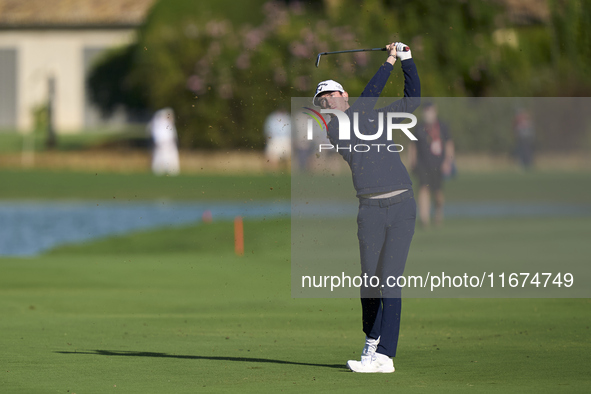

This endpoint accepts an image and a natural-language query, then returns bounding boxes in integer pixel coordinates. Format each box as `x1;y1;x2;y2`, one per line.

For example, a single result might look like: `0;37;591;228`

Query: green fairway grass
2;169;591;203
1;217;589;393
0;169;290;201
294;171;591;204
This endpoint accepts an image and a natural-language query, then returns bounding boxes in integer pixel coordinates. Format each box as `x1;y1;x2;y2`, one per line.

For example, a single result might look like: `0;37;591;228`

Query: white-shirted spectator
264;109;291;169
148;108;180;176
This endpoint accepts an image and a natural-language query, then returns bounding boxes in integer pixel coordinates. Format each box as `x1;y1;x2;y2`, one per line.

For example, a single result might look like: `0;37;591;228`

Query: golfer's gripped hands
386;42;397;65
395;42;412;61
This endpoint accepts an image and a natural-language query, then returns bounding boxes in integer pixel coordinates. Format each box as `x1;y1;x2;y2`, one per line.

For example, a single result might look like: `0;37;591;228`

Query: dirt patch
452;153;591;173
0;150;274;174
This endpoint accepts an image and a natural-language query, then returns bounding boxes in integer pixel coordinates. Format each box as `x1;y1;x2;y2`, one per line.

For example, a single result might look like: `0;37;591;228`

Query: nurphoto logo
302;107;417;153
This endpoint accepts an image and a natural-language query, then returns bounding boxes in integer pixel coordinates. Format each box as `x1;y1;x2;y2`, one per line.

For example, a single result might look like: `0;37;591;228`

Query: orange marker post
202;209;213;223
234;216;244;256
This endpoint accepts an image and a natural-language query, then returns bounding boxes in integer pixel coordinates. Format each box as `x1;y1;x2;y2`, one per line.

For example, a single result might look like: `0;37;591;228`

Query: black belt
359;189;414;207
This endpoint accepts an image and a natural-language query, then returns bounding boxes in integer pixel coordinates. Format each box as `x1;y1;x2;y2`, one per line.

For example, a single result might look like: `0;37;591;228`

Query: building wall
0;48;17;128
0;28;135;133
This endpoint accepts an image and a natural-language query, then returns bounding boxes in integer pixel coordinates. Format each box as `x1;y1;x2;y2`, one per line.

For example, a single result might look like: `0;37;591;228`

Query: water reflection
1;200;589;256
0;201;290;256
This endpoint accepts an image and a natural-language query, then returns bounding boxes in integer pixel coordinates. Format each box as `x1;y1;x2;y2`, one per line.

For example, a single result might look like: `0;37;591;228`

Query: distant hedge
88;0;591;152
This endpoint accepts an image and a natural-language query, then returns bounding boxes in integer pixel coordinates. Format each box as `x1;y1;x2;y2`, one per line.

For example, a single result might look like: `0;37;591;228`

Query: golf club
315;46;409;67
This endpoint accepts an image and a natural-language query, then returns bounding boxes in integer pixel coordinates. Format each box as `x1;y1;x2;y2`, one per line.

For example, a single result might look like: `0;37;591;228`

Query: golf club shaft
318;47;387;56
315;46;409;67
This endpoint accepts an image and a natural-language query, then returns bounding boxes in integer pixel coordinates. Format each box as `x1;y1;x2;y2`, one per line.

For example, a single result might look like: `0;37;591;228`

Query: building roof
0;0;156;28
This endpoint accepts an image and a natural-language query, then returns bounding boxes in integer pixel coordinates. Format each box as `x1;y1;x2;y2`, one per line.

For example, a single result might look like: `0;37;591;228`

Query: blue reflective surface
1;200;589;256
0;201;290;256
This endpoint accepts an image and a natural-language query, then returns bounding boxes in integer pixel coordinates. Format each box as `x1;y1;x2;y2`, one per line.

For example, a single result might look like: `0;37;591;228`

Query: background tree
87;0;591;153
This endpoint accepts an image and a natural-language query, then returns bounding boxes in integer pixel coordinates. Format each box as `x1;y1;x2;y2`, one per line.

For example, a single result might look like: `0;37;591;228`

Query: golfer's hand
386;43;397;65
395;42;412;61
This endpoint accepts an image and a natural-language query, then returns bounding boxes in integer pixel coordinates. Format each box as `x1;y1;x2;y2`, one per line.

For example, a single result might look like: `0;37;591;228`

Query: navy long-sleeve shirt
326;58;421;197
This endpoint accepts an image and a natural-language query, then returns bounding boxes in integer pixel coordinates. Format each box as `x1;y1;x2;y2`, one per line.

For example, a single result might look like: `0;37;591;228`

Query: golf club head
315;53;322;68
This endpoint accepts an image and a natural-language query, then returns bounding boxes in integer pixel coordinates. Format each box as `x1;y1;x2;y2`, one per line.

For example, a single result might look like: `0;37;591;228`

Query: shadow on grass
56;349;345;370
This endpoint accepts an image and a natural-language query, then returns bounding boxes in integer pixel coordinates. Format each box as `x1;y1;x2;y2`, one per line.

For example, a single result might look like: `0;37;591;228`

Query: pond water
1;200;589;256
0;201;290;256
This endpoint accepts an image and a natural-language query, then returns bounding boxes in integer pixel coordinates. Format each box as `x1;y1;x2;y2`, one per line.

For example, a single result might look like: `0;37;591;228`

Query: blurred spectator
408;102;455;228
292;111;332;172
148;108;180;176
292;112;312;172
513;108;535;169
264;108;291;169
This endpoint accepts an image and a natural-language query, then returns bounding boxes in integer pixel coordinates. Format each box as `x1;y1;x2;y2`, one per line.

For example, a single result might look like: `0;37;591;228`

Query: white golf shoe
346;352;395;373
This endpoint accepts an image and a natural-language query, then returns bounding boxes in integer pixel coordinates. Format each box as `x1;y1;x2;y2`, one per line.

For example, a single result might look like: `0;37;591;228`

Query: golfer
313;42;420;373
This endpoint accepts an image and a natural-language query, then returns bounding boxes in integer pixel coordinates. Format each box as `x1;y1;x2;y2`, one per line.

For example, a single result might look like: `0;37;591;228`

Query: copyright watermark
301;272;574;292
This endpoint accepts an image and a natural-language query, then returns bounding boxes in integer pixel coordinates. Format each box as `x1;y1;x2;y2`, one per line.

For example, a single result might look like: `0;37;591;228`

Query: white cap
313;80;344;106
